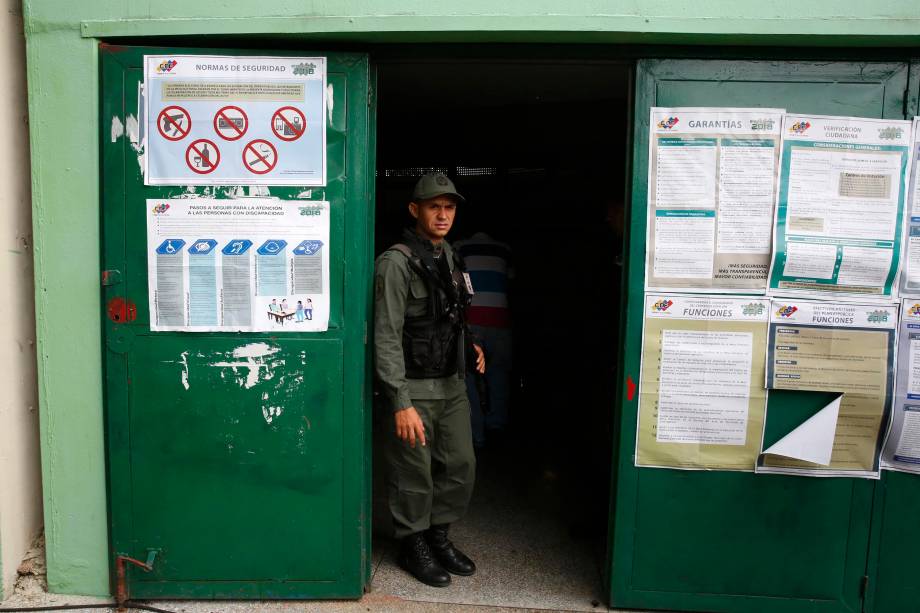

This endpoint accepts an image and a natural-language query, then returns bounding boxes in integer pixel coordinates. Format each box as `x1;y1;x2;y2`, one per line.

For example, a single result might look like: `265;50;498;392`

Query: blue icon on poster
155;239;185;255
221;239;253;255
293;240;323;256
188;239;218;255
257;240;287;255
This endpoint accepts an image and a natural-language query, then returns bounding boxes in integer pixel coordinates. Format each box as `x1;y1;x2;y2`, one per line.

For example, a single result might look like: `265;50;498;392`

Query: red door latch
107;297;137;323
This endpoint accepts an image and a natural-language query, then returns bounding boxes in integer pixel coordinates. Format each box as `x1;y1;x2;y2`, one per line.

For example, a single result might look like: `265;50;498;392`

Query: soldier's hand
473;343;486;374
395;407;426;448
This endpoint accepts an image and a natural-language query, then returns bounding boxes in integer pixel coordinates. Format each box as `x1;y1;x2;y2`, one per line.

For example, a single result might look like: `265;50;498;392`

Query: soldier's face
409;195;457;242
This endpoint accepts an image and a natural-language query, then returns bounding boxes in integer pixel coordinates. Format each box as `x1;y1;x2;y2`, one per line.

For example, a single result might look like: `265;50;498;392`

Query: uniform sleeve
374;253;414;412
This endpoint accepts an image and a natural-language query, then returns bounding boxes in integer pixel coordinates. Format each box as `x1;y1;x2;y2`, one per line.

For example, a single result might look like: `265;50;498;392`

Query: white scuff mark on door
222;186;247;198
210;343;282;389
126;115;140;148
125;114;146;175
110;116;124;142
261;390;284;424
176;186;199;198
233;342;280;359
296;189;312;199
262;406;283;424
247;185;270;197
326;83;334;124
178;351;190;390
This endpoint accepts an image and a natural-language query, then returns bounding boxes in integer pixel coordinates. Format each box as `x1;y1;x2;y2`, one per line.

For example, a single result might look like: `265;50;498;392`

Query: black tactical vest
391;230;472;379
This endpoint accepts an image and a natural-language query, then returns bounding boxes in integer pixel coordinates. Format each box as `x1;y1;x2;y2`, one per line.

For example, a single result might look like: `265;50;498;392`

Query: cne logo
867;310;890;323
789;121;811;134
657;117;679;130
776;305;798;318
151;203;170;214
879;126;904;141
742;302;766;316
156;59;178;74
652;298;673;312
292;62;317;76
911;303;920;317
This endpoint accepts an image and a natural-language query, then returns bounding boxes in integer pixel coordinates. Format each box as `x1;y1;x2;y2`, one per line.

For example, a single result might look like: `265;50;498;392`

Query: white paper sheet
147;197;330;332
762;394;842;465
758;299;897;478
645;108;784;293
144;55;327;186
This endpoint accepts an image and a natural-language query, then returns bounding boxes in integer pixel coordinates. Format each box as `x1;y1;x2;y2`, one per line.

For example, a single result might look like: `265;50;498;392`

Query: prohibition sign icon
243;139;278;175
157;105;192;141
185;138;220;174
213;105;248;141
271;106;306;142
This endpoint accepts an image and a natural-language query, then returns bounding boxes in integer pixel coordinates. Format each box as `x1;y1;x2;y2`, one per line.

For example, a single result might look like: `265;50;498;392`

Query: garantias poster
646;107;784;293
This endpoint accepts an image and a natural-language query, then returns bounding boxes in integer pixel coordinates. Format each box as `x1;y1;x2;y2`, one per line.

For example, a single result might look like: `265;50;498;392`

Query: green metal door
610;59;910;613
865;58;920;613
100;46;374;599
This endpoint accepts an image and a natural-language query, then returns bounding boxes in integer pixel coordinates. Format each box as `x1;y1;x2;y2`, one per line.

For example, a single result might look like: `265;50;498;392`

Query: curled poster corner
762;393;843;466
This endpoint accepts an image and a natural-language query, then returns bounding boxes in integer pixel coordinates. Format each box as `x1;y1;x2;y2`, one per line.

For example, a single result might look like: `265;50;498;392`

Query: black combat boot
424;524;476;576
398;532;451;587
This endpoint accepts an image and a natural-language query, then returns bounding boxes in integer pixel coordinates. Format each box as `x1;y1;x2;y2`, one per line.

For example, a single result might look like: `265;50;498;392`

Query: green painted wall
21;0;920;597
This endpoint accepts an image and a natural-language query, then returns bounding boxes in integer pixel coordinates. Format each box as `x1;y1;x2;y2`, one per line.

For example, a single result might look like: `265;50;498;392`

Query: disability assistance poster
881;299;920;473
147;198;330;332
144;55;326;186
898;119;920;296
636;294;770;471
767;114;912;299
646;108;784;293
758;299;897;478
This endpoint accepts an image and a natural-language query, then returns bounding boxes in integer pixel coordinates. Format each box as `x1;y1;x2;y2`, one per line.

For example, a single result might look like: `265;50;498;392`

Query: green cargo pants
385;387;477;538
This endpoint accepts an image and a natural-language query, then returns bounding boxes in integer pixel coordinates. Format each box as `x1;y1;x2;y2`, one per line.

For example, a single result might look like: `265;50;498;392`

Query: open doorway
371;58;631;610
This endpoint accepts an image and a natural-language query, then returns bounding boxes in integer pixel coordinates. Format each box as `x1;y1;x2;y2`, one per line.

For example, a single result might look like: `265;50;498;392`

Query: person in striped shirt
454;231;514;449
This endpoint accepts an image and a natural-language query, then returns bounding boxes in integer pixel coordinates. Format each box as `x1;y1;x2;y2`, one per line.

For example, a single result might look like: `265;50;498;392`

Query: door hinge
860;574;869;598
102;269;122;286
364;320;368;345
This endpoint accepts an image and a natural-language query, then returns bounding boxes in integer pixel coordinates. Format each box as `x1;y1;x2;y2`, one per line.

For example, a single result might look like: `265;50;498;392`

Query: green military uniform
375;237;476;538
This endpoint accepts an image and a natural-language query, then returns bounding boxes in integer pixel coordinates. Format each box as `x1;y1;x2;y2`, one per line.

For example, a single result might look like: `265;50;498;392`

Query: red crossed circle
242;139;278;175
271;106;307;142
157;105;191;141
213;105;249;141
185;139;220;174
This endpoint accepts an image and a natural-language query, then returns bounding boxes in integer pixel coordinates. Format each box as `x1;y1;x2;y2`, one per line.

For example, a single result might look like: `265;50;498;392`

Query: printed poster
758;299;897;478
767;114;912;299
898;118;920;296
147;198;330;332
636;294;770;471
646;108;784;293
881;299;920;473
144;55;326;186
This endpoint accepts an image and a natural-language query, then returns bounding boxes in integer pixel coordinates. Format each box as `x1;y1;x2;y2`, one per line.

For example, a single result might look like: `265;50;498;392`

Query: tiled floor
368;442;612;612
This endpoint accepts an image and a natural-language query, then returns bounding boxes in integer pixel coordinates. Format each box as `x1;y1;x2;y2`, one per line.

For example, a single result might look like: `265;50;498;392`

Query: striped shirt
455;232;514;328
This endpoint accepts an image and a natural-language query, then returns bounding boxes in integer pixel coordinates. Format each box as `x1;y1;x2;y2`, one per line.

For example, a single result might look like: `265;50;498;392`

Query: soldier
375;172;485;587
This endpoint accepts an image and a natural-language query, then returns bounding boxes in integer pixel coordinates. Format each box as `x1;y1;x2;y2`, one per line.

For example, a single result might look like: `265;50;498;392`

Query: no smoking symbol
243;139;278;175
185;139;220;174
271;106;306;142
157;105;191;141
213;105;248;141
